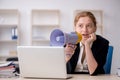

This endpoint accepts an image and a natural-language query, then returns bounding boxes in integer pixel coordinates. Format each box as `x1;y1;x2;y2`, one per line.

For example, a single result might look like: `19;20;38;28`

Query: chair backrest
104;46;113;74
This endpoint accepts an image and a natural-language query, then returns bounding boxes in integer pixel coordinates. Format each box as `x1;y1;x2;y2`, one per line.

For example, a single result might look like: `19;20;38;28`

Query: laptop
17;46;71;79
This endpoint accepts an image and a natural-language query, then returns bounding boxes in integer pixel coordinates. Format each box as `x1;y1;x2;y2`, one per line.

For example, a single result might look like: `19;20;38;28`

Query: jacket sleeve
67;62;72;74
91;39;109;75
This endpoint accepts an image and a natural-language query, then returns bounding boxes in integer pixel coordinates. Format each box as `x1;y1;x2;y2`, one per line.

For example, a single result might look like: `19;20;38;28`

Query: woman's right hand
64;43;77;62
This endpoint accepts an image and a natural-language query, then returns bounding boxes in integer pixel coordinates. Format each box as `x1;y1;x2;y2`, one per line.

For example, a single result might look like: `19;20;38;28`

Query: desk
0;74;120;80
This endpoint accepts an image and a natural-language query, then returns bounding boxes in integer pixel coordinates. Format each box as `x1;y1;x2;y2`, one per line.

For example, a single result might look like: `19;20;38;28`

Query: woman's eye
87;24;92;28
79;25;82;28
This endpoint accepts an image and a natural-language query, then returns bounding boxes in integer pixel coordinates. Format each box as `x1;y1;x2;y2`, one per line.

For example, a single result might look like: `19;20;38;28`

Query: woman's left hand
85;33;96;45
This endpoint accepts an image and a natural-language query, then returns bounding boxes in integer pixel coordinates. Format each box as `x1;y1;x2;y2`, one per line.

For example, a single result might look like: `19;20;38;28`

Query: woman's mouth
82;34;89;38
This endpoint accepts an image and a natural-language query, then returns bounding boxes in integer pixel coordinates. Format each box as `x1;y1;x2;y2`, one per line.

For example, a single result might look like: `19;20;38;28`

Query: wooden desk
0;74;120;80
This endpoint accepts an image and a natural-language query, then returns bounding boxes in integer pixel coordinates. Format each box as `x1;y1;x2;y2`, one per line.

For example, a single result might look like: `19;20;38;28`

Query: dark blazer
67;35;109;75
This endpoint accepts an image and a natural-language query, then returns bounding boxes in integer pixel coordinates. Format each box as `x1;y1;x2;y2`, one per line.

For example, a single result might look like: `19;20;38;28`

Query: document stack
0;61;17;78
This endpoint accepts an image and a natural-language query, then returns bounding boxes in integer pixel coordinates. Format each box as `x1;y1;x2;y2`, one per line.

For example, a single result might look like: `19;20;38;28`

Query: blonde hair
74;11;97;27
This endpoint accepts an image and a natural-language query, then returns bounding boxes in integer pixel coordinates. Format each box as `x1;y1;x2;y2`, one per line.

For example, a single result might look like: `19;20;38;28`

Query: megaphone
50;29;82;46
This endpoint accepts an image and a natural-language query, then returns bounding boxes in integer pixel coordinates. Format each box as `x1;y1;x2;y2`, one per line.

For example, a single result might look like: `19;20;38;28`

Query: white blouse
75;42;89;72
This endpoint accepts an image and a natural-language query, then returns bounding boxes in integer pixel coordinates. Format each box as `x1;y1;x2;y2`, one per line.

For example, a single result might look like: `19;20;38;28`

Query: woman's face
75;16;96;41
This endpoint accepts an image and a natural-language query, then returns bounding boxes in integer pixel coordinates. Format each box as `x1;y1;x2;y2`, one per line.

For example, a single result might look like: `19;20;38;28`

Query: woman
65;11;109;75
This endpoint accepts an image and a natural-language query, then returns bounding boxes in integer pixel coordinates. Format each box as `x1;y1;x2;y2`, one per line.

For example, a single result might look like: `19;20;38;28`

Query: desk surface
0;74;120;80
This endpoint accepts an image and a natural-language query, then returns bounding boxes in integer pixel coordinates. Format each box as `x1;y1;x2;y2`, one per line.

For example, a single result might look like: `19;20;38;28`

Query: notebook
17;46;71;79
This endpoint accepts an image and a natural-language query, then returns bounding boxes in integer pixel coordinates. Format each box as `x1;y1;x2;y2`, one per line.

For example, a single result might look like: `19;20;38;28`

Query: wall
0;0;120;74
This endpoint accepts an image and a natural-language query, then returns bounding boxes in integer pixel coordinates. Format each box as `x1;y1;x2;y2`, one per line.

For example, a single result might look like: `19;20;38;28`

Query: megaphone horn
50;29;82;46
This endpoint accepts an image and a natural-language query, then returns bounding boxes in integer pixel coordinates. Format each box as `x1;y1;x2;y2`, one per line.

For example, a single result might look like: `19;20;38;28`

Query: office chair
104;46;113;74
